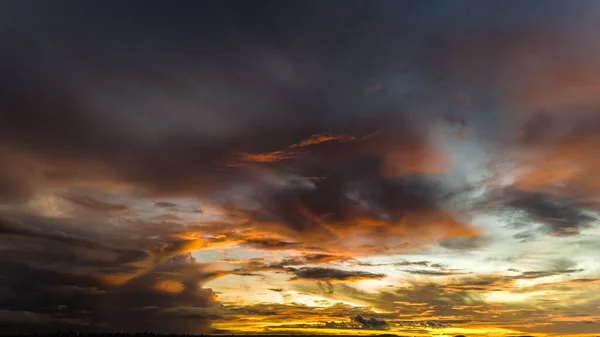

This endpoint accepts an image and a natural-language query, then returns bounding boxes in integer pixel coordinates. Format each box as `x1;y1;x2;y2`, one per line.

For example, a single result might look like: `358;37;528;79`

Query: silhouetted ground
0;334;403;337
0;334;413;337
0;334;545;337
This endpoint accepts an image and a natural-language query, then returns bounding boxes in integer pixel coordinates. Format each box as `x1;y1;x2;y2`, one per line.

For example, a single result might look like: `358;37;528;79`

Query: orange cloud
229;131;378;166
289;132;369;148
155;280;185;293
509;64;600;113
514;138;600;198
232;150;298;164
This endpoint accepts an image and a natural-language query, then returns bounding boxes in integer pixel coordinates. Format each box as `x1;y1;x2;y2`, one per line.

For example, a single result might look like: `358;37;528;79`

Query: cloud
241;239;302;250
290;267;386;282
0;152;35;204
228;258;383;284
0;0;478;270
282;254;353;265
403;269;471;276
351;315;389;330
232;160;477;255
0;1;448;202
506;111;600;203
438;236;490;250
355;260;435;268
288;132;374;148
2;1;600;335
229;131;377;165
491;188;597;236
154;201;178;208
395;260;432;267
58;193;128;212
516;269;584;279
214;302;401;333
0;213;220;333
265;314;390;332
233;151;298;164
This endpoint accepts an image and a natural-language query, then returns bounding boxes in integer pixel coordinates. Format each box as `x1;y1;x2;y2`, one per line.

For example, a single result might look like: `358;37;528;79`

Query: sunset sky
1;1;600;336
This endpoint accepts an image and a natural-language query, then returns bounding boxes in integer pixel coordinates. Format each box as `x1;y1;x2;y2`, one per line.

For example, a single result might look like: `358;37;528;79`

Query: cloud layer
1;1;600;335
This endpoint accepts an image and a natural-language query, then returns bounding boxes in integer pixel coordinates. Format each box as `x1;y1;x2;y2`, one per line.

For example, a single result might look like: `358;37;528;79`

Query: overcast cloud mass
1;1;600;336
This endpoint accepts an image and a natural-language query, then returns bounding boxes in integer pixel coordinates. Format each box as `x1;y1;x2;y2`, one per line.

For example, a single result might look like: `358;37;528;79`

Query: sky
1;0;600;336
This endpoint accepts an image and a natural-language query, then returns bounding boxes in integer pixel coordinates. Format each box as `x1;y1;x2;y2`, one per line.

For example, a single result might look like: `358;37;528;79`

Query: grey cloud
0;3;475;251
501;189;597;236
332;282;484;313
439;235;489;250
237;156;473;243
513;230;538;242
241;239;302;251
155;202;178;208
226;254;356;280
2;1;600;334
516;269;584;279
59;193;128;212
278;254;353;266
0;1;434;201
0;213;218;334
403;269;470;276
351;315;389;330
395;260;431;267
290;267;386;282
0;153;35;205
355;260;435;268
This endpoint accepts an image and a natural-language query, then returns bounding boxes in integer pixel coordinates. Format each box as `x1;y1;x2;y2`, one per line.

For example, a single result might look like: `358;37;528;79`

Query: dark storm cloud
494;189;597;236
0;0;481;266
0;0;482;262
0;1;436;198
0;0;596;200
3;1;600;334
0;212;219;333
290;267;385;282
0;218;146;275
